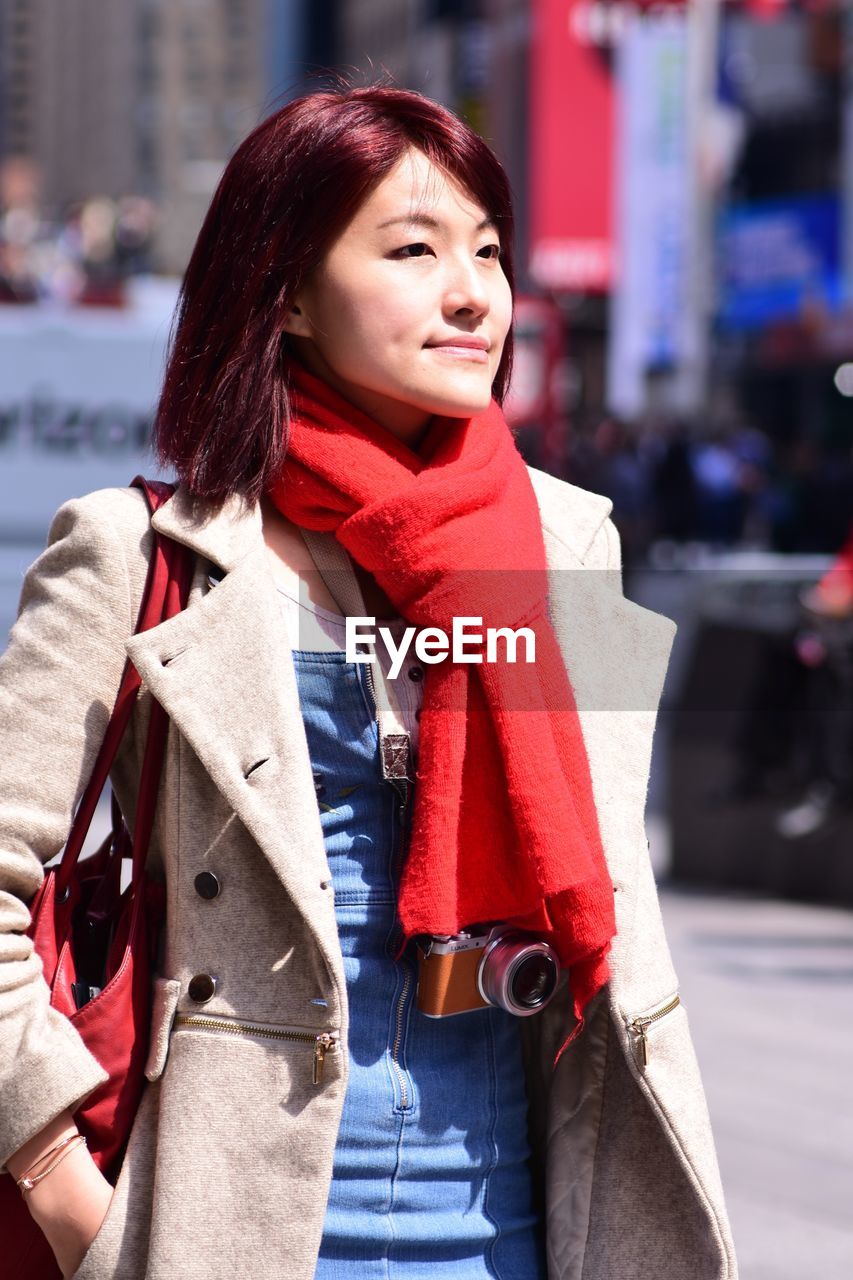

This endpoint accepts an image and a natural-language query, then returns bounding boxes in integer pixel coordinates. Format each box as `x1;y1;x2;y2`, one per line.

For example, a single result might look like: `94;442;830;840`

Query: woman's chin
422;390;494;419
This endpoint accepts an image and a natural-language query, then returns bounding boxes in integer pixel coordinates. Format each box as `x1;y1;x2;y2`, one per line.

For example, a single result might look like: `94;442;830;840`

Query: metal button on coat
194;871;221;900
408;666;424;682
188;973;217;1003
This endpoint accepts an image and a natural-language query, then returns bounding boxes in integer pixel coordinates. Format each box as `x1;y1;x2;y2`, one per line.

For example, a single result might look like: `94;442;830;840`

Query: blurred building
0;0;531;277
0;1;138;201
340;0;415;84
0;0;272;274
139;0;269;272
336;0;531;255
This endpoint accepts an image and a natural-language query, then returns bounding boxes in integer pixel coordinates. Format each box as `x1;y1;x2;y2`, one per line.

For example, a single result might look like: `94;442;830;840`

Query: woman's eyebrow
377;213;497;233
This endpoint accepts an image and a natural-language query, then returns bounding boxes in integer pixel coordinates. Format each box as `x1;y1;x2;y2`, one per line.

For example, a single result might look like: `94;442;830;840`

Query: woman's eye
395;242;433;259
391;242;500;261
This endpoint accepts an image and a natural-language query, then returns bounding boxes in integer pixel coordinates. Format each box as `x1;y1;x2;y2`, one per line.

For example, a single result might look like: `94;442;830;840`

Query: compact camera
415;926;560;1018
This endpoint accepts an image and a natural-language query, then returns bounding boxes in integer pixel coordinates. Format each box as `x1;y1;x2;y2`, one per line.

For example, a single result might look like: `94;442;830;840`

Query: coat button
188;973;217;1003
194;871;221;900
408;665;424;682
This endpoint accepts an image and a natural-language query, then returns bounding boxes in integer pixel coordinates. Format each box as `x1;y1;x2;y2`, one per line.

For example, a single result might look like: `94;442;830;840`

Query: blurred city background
1;1;852;1275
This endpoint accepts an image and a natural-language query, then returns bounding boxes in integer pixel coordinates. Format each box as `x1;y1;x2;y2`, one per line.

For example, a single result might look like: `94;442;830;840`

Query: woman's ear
282;302;313;339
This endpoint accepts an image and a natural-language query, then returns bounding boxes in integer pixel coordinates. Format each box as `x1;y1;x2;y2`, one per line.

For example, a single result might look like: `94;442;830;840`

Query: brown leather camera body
416;927;561;1019
415;934;490;1017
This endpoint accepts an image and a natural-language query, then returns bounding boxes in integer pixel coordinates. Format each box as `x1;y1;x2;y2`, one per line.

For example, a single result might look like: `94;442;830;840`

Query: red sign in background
528;0;814;295
528;0;615;293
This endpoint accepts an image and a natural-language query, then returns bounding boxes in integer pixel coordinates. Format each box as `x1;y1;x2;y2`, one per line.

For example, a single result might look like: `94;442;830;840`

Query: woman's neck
288;343;434;450
261;498;398;621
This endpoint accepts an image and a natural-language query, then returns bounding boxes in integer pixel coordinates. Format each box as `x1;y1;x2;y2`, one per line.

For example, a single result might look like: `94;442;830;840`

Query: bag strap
55;477;193;898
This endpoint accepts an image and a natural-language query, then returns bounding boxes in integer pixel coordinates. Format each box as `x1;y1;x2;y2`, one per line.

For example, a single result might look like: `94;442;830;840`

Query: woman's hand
25;1142;115;1277
5;1112;115;1278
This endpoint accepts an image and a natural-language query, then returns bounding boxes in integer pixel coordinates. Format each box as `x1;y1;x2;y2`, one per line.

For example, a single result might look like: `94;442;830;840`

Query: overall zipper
364;657;378;716
626;993;681;1068
390;955;413;1109
173;1014;339;1085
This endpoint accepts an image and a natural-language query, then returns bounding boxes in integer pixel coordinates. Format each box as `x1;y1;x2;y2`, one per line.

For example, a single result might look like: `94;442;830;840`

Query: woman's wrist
4;1109;79;1182
23;1139;110;1223
16;1134;87;1192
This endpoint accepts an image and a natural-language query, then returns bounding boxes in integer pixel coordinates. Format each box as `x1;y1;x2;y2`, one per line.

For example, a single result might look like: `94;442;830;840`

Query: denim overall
286;591;546;1279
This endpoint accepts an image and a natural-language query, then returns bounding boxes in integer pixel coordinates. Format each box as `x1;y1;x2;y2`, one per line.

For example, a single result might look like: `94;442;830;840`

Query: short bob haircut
153;84;516;503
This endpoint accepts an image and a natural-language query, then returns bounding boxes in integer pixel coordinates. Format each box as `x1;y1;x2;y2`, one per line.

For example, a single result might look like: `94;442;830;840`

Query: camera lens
509;952;558;1009
478;932;560;1017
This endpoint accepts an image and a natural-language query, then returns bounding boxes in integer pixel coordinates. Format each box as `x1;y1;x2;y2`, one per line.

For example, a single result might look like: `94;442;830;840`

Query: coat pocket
71;1191;121;1280
72;1078;159;1280
172;1012;340;1087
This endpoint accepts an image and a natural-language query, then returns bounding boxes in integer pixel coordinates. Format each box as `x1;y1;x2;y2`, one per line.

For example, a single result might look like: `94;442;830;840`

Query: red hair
153;84;516;502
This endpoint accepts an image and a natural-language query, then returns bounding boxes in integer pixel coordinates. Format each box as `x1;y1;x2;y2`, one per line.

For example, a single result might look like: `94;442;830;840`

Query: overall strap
299;529;412;784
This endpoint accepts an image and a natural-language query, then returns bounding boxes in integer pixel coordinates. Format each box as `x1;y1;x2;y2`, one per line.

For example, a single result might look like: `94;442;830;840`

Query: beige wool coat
0;469;738;1279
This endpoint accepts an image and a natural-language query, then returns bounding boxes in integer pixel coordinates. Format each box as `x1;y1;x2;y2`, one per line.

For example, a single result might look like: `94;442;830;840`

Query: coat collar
526;465;614;565
150;487;263;573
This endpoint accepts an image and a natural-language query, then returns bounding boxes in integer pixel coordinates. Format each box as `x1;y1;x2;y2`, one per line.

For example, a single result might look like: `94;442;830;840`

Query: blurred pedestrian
592;415;654;568
693;430;745;546
776;525;853;836
651;419;700;542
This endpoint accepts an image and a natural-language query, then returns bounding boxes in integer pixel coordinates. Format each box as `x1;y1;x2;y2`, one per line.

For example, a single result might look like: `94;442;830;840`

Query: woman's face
284;147;513;447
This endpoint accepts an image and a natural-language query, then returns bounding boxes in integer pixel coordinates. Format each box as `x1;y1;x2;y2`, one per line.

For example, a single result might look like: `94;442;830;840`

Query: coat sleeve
0;487;151;1169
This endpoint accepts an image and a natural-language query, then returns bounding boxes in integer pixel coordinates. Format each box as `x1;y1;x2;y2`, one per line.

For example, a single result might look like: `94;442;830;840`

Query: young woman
0;86;737;1279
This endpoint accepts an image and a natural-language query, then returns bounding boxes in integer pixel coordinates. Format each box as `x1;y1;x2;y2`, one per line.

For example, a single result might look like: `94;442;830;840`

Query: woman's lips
425;344;489;363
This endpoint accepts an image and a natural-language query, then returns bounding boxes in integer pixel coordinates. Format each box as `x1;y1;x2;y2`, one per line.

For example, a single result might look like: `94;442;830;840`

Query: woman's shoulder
49;483;153;533
525;465;618;570
38;485;159;614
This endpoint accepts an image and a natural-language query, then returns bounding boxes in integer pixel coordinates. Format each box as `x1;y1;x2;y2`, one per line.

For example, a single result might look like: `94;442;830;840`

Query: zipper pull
313;1033;335;1085
627;994;680;1069
631;1021;649;1068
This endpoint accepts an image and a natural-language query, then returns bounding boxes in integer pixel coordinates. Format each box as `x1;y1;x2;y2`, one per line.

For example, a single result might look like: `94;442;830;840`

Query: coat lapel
125;496;342;980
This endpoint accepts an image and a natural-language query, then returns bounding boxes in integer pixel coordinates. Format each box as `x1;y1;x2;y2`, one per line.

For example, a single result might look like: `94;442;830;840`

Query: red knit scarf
269;360;616;1049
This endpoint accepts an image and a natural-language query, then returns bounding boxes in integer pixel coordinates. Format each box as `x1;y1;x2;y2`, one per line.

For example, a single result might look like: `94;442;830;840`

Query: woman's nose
442;258;490;319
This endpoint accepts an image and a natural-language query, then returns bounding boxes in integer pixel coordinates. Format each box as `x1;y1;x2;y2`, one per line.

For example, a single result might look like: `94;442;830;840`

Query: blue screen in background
717;194;842;332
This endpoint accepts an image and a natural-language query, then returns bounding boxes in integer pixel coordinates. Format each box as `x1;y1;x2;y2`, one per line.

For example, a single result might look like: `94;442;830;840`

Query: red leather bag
0;478;193;1278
